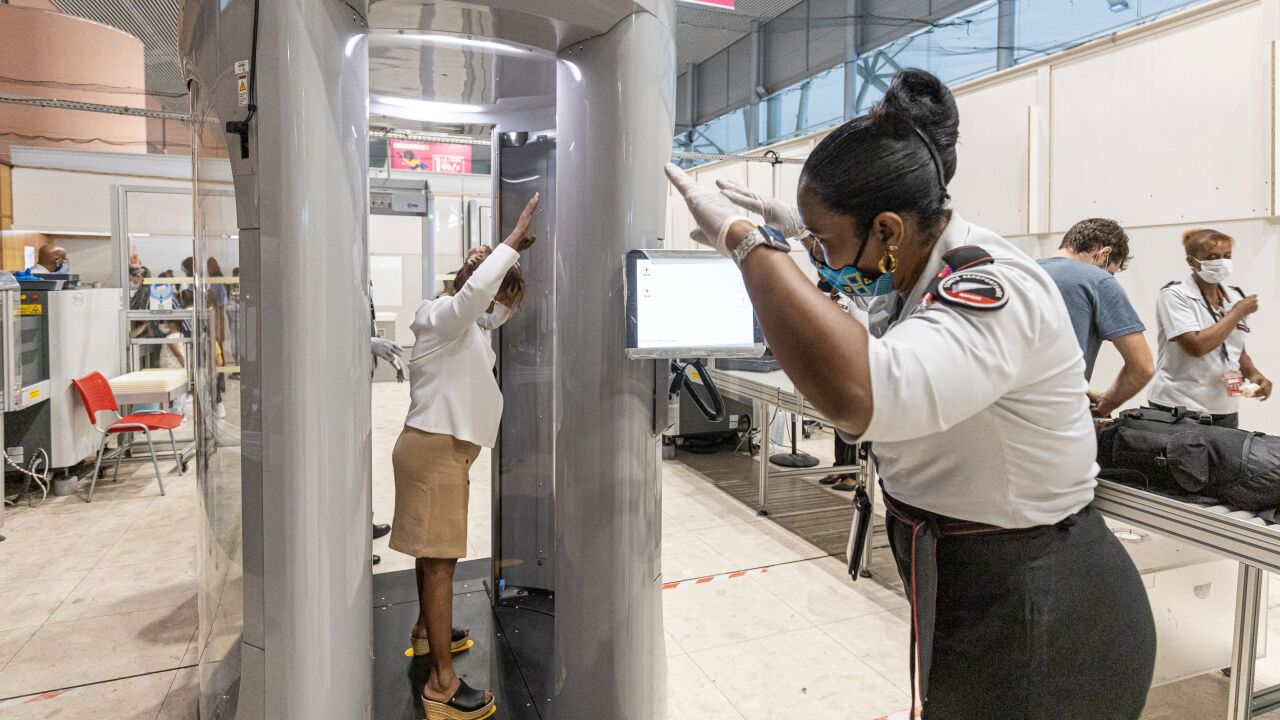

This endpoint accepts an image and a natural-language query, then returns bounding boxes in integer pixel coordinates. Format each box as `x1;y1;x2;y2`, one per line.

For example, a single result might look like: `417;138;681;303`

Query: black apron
883;491;1157;719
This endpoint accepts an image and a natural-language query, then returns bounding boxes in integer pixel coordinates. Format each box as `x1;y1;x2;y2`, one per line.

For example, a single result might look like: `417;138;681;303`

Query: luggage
1097;406;1280;511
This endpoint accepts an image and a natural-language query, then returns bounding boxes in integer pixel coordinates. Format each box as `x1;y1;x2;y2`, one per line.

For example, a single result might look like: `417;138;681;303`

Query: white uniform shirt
405;244;518;448
858;213;1098;528
1148;277;1247;415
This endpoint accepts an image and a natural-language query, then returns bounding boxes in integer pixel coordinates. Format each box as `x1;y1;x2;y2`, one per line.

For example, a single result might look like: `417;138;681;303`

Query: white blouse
1148;276;1248;415
404;244;518;448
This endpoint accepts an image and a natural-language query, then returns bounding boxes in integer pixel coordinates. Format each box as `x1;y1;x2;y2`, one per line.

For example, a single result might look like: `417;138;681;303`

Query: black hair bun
871;69;959;180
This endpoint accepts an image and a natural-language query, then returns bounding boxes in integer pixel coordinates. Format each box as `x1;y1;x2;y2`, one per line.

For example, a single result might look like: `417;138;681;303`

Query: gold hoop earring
879;244;899;274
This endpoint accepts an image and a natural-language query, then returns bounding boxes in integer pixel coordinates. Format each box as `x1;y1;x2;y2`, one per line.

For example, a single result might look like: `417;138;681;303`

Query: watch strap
732;226;789;267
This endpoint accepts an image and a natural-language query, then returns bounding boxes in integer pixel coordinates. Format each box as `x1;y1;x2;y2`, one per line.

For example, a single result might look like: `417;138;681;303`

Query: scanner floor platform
373;560;542;720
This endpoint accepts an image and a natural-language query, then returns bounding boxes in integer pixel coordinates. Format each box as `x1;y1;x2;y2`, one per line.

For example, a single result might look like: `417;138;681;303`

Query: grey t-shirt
1037;256;1145;380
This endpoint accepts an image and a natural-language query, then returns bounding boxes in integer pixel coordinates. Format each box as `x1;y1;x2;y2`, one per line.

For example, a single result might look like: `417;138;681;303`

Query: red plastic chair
71;371;183;503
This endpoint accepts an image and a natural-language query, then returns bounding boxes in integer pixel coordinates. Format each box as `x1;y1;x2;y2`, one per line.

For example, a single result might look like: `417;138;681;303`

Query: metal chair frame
86;408;182;503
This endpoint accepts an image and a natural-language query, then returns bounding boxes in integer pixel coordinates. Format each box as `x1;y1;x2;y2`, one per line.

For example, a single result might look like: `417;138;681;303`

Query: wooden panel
948;73;1038;237
0;230;42;272
1049;3;1272;231
0;163;12;231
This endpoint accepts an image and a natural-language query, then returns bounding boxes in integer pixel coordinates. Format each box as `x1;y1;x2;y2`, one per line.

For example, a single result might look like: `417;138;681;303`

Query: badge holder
1225;370;1245;397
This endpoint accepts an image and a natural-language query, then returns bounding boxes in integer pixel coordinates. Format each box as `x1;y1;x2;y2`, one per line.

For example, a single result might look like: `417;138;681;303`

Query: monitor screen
625;250;764;359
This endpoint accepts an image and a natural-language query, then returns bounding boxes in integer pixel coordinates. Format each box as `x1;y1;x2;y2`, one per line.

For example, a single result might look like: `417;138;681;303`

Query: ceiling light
372;95;486;119
376;31;553;59
1106;0;1131;12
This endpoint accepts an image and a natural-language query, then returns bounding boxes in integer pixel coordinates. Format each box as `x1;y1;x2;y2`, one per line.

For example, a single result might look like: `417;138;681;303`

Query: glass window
758;64;846;146
854;1;998;115
673;0;1211;159
1015;0;1138;63
1014;0;1209;64
798;65;845;134
690;106;749;156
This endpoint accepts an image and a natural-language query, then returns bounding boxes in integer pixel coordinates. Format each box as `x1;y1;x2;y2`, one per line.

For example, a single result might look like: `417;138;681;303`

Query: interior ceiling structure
51;0;187;111
41;0;804;114
676;0;801;66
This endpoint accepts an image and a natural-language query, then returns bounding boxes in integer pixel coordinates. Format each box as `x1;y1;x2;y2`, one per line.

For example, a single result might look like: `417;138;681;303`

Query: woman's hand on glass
503;193;541;252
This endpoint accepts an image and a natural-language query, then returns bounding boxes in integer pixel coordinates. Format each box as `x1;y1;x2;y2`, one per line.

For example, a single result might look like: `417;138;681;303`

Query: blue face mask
808;245;894;298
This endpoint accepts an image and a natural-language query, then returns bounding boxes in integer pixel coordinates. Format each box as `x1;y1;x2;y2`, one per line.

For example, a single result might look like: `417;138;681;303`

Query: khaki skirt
388;426;481;559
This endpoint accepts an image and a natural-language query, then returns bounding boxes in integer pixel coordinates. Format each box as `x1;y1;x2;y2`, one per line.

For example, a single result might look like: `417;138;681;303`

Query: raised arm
426;194;539;339
1171;293;1256;358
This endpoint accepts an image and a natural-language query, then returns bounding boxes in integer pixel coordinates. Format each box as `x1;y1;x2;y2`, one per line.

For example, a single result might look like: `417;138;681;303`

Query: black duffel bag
1097;406;1280;511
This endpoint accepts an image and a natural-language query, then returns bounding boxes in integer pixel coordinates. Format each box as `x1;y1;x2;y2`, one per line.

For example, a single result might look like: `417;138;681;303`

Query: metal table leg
1229;563;1264;720
758;400;771;515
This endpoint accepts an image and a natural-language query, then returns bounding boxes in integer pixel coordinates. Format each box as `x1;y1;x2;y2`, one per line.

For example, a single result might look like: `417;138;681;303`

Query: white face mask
477;302;512;331
1195;258;1233;285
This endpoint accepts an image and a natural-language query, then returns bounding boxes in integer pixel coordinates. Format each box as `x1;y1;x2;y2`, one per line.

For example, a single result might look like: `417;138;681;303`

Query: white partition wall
668;0;1280;435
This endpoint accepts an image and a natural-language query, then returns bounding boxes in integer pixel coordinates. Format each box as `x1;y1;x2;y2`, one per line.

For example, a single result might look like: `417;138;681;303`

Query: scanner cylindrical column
553;5;675;719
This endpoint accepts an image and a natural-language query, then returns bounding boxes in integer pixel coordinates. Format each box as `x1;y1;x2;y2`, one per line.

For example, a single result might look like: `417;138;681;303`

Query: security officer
666;69;1156;719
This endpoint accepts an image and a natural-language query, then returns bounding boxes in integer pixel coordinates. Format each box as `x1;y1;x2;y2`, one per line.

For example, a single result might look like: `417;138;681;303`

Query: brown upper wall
0;5;148;159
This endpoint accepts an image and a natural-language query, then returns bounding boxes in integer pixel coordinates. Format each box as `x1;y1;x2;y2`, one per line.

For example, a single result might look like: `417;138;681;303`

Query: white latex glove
371;337;405;382
664;163;752;257
716;179;806;240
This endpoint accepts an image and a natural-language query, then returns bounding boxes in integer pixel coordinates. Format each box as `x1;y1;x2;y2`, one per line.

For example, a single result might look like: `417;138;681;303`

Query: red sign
681;0;734;7
389;139;473;174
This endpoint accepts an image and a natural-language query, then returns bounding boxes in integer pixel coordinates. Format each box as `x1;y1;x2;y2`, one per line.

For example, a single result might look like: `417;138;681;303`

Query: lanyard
1200;285;1246;364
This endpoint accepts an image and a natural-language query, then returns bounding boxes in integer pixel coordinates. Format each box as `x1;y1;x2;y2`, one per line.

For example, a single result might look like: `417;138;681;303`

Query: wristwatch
730;225;791;267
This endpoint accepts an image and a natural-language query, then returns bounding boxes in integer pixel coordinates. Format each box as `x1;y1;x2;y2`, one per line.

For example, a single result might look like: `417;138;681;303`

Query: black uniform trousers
886;505;1157;719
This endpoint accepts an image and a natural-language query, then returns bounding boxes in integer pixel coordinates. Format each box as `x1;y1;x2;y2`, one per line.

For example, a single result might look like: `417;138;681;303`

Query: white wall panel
12;168;203;233
1048;3;1272;231
667;185;694;250
777;141;812;206
949;73;1037;237
745;160;774;197
126;191;194;237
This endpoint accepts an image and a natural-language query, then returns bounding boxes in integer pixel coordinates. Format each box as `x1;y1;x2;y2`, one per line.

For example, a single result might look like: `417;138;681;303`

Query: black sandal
832;477;858;492
409;627;474;657
424;679;495;720
819;474;840;485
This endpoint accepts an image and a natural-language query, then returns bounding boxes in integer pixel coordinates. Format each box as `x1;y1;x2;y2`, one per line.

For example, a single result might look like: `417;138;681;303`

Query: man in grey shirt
1038;218;1154;416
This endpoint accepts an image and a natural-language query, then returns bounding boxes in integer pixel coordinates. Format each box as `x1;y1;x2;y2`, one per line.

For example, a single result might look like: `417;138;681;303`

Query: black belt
881;491;1015;713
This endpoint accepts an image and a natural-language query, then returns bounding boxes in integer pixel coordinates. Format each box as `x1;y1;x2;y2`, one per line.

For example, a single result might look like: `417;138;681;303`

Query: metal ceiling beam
0;93;189;120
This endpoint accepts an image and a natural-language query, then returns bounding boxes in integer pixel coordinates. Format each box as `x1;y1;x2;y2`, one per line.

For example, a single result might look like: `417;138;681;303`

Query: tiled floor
4;381;1280;719
0;444;199;719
